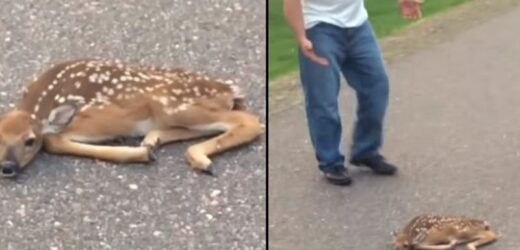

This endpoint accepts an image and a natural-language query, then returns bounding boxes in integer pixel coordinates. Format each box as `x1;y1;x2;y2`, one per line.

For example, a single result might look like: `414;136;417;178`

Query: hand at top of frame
398;0;424;20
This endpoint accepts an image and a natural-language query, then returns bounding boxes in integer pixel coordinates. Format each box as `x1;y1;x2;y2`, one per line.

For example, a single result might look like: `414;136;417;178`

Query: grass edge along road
268;0;473;81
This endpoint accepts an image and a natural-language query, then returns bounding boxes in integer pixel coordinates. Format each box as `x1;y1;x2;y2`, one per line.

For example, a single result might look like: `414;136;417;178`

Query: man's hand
284;0;328;66
398;0;424;20
298;37;329;66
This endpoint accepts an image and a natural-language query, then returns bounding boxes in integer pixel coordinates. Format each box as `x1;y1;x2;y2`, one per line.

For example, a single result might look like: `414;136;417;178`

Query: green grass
268;0;473;81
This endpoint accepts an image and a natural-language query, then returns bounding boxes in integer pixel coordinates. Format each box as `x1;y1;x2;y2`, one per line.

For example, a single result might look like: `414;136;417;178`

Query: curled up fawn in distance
392;214;497;250
0;59;263;178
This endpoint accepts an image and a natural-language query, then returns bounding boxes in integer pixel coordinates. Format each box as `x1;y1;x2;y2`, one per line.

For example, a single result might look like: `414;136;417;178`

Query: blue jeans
298;21;389;172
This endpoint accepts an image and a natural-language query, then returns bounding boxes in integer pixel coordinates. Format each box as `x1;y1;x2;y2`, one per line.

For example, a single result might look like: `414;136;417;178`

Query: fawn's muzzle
0;161;19;177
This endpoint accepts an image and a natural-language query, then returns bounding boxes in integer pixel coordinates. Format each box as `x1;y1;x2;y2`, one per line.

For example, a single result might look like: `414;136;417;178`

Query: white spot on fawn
193;86;201;96
178;103;189;111
89;73;98;83
138;73;150;80
159;97;168;105
99;73;110;83
67;95;85;103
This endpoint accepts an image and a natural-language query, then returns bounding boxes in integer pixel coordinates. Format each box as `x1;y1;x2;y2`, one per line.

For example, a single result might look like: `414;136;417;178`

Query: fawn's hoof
185;146;212;171
198;167;216;177
145;145;158;162
141;136;161;149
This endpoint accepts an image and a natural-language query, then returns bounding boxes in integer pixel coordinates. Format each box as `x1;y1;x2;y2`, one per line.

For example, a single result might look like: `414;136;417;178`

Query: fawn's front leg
44;134;155;163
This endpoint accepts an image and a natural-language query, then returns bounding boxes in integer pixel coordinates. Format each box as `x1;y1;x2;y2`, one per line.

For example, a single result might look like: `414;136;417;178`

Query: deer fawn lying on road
392;215;497;250
0;59;263;178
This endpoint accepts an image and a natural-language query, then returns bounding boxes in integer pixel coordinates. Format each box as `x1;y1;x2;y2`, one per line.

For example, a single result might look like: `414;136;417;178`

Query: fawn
392;215;497;250
0;59;263;177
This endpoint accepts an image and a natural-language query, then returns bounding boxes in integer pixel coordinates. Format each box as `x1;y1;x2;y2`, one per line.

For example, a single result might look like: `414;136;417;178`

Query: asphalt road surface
0;1;265;250
269;2;520;250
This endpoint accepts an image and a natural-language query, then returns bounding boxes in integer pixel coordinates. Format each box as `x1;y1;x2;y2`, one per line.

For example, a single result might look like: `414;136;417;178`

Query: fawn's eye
24;138;35;147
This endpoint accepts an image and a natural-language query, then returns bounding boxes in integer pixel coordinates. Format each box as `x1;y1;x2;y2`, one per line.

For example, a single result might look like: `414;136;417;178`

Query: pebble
129;184;138;190
83;216;95;223
210;189;221;198
16;205;26;217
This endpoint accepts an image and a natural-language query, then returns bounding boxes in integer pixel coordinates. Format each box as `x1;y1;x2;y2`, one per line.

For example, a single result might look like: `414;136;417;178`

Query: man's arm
283;0;328;66
283;0;306;44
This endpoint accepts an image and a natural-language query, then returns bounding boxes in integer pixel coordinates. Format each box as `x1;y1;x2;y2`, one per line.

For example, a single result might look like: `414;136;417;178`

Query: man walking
283;0;423;185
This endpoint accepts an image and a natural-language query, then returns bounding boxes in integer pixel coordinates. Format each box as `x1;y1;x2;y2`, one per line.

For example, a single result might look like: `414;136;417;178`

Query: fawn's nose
0;161;19;177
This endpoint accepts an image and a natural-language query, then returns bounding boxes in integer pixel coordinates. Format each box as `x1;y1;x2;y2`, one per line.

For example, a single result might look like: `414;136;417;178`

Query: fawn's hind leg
140;128;218;148
413;243;455;250
465;231;497;250
184;111;262;172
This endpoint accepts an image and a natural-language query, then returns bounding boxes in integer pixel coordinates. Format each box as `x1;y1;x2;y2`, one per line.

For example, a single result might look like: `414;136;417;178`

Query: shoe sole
325;177;353;186
350;162;397;175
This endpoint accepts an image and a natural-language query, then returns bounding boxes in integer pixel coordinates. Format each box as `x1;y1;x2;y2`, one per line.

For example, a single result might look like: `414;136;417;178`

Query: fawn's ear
42;104;77;134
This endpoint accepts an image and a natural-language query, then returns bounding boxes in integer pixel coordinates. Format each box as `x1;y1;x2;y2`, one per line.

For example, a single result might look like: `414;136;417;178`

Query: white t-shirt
302;0;368;29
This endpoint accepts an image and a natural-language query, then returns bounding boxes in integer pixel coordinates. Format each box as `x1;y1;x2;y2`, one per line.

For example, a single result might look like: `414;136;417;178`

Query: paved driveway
0;1;265;249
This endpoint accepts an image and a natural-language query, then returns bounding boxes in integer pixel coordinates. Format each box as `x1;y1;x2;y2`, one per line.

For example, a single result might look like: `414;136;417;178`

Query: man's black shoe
350;157;397;175
322;168;352;185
